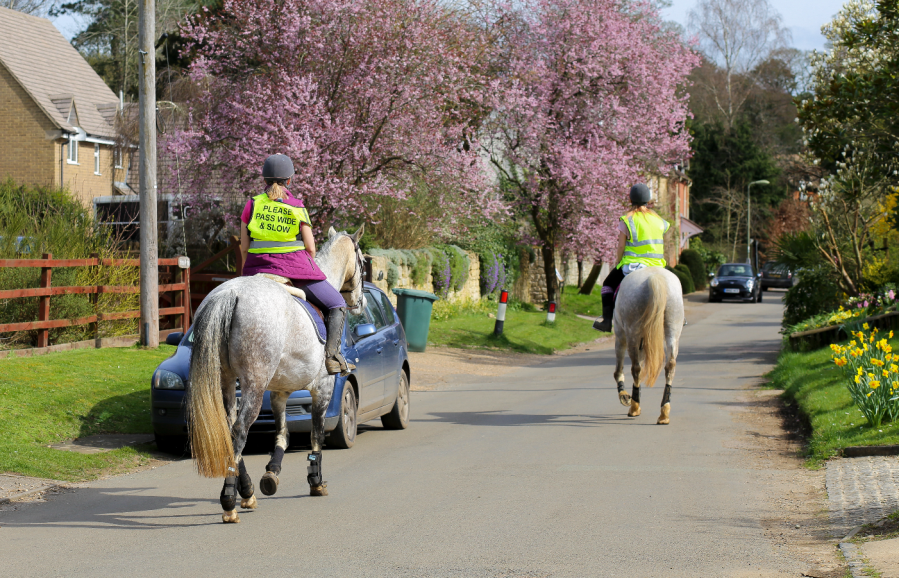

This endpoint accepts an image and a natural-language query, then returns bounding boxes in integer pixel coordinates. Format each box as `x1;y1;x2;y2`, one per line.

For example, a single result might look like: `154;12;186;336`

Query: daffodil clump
826;306;862;326
831;325;899;427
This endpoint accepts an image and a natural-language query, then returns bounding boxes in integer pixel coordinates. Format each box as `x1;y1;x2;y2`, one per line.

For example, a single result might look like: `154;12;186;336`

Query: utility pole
746;180;769;265
138;0;158;347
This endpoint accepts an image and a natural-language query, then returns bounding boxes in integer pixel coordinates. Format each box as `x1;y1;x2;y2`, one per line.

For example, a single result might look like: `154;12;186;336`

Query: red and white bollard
546;301;556;323
494;290;509;336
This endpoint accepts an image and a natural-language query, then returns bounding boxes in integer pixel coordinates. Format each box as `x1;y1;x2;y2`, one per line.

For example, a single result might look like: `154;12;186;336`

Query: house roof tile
0;7;118;139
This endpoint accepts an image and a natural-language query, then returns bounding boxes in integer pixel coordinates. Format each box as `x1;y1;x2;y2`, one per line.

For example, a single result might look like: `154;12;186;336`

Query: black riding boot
324;307;355;376
593;303;614;332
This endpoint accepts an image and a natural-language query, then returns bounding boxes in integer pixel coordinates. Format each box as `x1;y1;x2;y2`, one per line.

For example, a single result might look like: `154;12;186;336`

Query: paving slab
826;456;899;538
862;537;899;578
0;474;60;503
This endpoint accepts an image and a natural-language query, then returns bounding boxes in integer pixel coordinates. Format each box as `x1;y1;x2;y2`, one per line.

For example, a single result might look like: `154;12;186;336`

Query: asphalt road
0;291;798;577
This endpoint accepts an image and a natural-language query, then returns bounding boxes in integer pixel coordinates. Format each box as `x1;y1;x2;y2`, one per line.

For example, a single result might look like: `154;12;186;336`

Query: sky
661;0;849;52
51;0;848;50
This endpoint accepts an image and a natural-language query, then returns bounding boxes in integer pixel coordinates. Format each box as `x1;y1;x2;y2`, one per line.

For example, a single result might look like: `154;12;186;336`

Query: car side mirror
353;323;377;339
708;272;715;279
165;332;184;346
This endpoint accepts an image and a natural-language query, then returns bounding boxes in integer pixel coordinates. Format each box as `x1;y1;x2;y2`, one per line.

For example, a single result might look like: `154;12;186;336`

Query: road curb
0;484;58;505
842;445;899;457
837;512;895;578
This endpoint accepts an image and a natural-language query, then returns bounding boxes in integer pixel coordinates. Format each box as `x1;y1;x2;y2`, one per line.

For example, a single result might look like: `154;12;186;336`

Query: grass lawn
0;345;176;481
558;285;604;317
767;339;899;466
428;308;606;354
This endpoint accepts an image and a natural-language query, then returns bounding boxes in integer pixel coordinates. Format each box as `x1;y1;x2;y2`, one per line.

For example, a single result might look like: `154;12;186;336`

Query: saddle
255;274;326;343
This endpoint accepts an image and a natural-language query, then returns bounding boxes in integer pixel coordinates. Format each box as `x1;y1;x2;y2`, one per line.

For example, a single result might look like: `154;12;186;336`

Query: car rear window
379;291;396;324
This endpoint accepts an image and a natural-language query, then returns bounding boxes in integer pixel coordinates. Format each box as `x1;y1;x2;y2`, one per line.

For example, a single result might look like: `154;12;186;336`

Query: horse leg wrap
617;382;630;406
631;385;641;404
220;476;238;511
307;451;323;486
266;446;285;476
662;384;672;406
237;460;254;500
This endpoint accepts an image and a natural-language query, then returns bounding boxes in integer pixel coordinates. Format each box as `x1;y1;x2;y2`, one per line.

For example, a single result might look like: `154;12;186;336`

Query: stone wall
368;251;481;307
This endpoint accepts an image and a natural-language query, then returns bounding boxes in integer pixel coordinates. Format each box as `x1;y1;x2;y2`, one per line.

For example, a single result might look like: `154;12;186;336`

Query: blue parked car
151;282;411;453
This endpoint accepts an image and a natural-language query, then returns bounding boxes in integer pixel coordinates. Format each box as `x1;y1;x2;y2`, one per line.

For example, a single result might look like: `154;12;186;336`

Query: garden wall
368;251;481;306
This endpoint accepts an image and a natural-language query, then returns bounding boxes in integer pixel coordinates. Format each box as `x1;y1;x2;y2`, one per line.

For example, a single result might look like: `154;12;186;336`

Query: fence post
89;253;99;343
178;256;191;333
36;253;52;348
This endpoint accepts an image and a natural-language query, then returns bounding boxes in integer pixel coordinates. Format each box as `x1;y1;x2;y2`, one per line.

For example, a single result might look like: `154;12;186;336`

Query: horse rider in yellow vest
240;154;355;375
593;184;671;332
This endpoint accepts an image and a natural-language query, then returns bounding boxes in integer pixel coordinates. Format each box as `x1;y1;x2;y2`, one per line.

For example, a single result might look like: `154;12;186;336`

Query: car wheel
761;285;768;292
757;289;763;303
382;370;410;430
154;433;188;456
327;382;357;449
709;294;720;303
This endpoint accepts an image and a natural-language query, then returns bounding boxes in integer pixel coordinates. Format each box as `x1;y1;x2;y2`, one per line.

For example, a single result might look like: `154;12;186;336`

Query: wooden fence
0;253;190;349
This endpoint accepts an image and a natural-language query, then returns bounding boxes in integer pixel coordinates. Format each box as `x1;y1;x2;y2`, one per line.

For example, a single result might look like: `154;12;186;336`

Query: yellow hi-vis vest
246;193;312;254
618;211;670;268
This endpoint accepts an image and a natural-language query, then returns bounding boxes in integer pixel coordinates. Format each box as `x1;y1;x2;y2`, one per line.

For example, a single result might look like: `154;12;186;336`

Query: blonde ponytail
265;181;287;200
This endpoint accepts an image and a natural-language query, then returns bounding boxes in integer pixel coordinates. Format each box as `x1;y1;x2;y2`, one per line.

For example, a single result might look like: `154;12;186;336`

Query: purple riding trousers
292;279;346;311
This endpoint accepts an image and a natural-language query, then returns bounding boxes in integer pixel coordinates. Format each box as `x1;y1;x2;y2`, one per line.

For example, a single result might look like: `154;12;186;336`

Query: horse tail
186;289;237;478
639;273;668;387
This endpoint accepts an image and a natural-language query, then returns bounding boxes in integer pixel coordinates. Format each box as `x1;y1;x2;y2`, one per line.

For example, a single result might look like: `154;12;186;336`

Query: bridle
340;235;365;311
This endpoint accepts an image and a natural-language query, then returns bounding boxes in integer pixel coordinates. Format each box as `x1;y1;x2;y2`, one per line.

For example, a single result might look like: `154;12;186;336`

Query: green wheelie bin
392;288;439;352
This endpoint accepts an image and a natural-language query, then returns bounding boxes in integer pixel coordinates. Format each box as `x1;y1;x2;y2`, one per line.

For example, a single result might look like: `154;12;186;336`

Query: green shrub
679;249;707;290
783;266;842;328
410;250;431;286
0;179;139;348
668;265;694;294
674;263;695;293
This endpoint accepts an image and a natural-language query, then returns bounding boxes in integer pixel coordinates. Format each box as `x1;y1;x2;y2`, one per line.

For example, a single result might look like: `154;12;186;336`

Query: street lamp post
746;180;770;264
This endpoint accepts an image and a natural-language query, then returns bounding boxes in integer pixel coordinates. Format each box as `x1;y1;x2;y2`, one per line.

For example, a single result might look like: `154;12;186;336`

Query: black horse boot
324;307;356;376
593;303;614;332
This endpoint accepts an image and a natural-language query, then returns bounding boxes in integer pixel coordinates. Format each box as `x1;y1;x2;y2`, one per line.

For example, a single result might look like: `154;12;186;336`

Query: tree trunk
577;260;584;288
579;263;603;295
541;244;559;305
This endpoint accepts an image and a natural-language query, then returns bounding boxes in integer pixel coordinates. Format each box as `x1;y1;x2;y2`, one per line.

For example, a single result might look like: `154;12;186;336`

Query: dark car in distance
151;282;411;453
708;263;762;303
760;262;796;290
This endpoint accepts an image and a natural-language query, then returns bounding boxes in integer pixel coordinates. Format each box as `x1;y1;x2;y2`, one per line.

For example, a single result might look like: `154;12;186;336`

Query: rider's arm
615;231;626;264
301;224;316;258
240;226;250;268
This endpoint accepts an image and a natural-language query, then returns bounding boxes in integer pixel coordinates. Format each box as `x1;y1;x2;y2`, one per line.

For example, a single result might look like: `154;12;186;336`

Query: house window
114;146;123;169
67;134;78;164
94;144;101;175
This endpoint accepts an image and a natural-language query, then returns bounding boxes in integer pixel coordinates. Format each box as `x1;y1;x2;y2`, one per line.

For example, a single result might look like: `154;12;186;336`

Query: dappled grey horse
612;266;684;424
186;227;365;523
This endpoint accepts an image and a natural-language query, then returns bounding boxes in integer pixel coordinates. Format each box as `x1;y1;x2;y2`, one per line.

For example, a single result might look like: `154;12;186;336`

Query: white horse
186;227;365;523
612;267;684;425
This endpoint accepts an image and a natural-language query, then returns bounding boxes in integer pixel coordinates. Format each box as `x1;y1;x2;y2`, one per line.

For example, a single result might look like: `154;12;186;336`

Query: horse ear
351;224;364;243
327;226;337;239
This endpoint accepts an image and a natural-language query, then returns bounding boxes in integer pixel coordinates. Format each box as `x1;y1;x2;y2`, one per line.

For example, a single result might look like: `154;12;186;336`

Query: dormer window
67;133;78;164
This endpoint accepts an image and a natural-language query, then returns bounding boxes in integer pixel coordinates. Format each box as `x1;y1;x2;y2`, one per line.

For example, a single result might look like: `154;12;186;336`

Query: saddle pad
293;296;326;344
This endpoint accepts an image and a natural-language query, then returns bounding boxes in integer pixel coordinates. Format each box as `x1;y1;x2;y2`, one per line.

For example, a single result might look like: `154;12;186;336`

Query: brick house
648;165;702;266
0;6;127;206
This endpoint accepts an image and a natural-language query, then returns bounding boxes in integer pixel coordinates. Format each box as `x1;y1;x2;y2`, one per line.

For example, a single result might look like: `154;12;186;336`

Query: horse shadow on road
0;486;227;530
417;410;636;428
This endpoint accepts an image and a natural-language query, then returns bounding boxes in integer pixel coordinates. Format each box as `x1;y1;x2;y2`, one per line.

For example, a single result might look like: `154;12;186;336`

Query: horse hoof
260;472;279;496
628;401;641;417
222;510;240;523
657;403;670;425
241;495;257;509
310;483;328;497
618;390;631;406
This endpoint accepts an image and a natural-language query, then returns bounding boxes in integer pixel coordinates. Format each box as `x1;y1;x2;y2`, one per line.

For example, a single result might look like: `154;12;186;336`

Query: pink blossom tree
165;0;497;234
484;0;698;303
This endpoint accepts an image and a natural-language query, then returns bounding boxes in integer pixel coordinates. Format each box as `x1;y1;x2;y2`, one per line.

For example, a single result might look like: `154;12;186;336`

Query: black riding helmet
262;154;295;180
629;183;652;206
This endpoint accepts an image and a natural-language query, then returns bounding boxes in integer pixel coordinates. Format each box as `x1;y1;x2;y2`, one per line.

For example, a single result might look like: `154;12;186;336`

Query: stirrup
325;354;355;376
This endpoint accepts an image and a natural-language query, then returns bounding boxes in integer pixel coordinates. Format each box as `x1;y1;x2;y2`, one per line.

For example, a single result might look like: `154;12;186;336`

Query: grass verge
428;308;606;354
558;285;604;317
0;345;176;481
767;340;899;466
